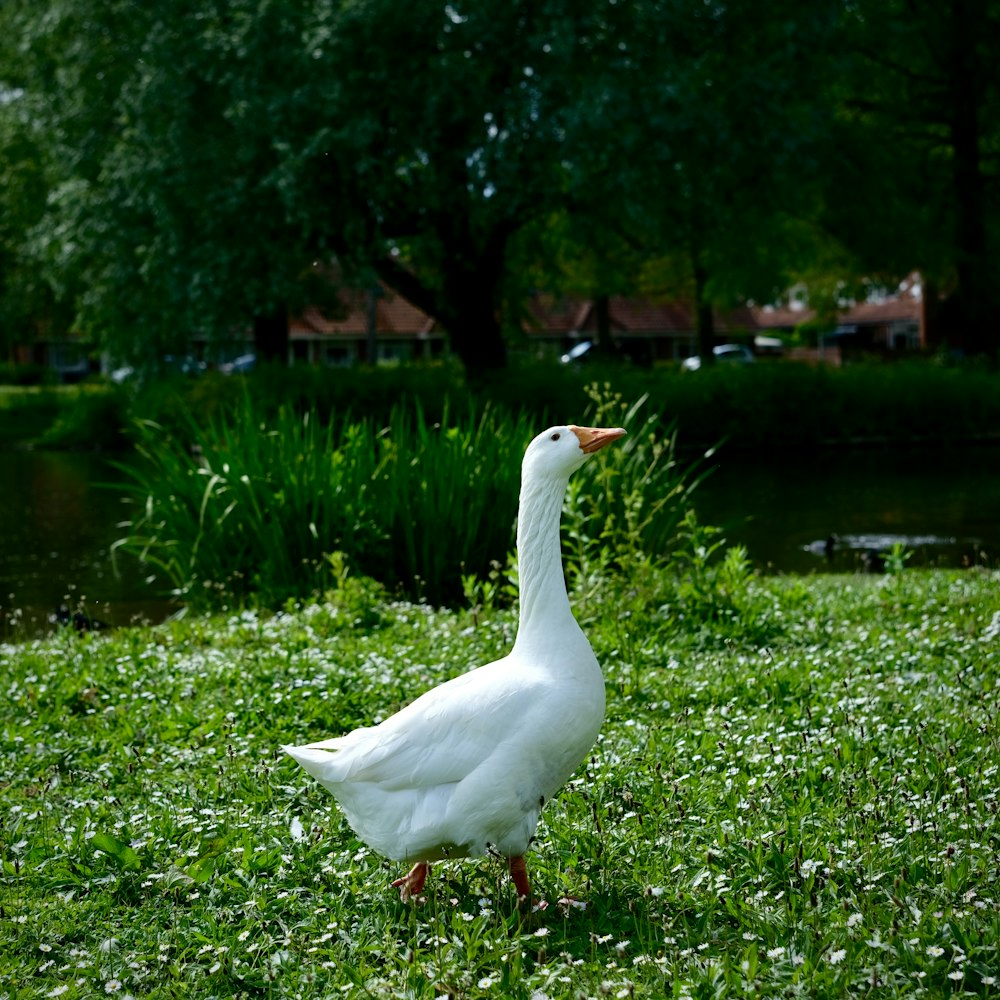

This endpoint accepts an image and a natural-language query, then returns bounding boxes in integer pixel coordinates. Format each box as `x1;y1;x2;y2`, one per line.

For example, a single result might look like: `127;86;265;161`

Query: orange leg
508;855;532;902
391;861;429;902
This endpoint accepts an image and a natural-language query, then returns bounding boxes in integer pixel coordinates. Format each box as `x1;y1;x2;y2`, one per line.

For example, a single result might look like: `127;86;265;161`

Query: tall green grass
114;400;538;609
113;393;705;611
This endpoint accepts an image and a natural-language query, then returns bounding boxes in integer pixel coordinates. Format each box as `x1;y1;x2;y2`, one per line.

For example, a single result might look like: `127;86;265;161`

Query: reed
115;399;534;608
114;393;704;611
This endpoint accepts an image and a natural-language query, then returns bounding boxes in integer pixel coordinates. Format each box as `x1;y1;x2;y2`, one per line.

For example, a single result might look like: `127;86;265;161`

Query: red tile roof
290;286;437;339
754;284;922;330
840;294;920;325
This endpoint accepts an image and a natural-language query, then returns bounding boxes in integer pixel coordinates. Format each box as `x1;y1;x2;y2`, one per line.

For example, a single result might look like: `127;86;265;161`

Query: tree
0;1;74;362
15;0;329;367
16;0;655;376
617;0;841;362
275;0;651;376
6;0;867;376
510;0;842;364
831;0;1000;357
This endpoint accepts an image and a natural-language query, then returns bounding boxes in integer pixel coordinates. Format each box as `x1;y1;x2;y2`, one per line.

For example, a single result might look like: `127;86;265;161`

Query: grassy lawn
1;568;998;998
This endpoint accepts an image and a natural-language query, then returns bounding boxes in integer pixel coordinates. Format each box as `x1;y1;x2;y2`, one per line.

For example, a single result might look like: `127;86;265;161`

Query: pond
692;444;1000;574
2;444;998;640
0;449;175;641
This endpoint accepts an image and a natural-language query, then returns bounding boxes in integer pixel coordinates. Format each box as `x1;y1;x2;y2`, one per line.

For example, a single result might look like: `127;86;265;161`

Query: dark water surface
2;445;998;640
693;444;1000;574
0;449;174;640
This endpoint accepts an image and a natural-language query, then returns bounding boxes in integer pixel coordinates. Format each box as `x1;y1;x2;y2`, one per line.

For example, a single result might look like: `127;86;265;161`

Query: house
522;294;759;362
11;276;929;379
288;285;445;366
752;276;925;364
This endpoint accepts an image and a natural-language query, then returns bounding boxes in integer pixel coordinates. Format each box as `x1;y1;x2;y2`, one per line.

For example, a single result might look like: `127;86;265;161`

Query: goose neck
515;473;573;633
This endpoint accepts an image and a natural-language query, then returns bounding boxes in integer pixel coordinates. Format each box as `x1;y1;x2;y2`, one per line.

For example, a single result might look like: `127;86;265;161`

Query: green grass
112;392;705;610
2;566;998;998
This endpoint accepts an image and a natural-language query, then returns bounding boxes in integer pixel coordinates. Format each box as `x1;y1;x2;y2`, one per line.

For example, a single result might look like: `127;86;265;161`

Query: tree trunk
253;303;289;365
445;293;508;379
948;0;998;358
373;235;510;378
592;293;617;358
693;260;716;363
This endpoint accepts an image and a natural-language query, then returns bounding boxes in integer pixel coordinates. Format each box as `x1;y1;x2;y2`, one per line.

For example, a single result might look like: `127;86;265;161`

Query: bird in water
284;423;626;904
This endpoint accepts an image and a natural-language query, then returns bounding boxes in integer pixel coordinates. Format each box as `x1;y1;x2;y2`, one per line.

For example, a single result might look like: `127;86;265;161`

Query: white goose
284;423;625;903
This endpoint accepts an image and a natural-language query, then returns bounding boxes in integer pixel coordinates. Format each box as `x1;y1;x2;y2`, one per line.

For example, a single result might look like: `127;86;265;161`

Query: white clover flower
846;913;862;928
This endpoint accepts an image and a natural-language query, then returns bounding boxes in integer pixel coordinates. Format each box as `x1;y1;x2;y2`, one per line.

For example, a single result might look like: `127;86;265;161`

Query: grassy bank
2;567;998;998
0;385;129;450
3;358;1000;453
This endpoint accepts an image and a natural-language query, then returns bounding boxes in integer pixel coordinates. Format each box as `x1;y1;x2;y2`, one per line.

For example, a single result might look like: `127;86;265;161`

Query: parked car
680;343;755;371
559;339;653;367
560;340;595;364
108;354;206;383
219;353;257;375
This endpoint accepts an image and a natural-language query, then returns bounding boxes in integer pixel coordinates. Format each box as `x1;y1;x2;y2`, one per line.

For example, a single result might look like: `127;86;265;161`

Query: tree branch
371;255;446;324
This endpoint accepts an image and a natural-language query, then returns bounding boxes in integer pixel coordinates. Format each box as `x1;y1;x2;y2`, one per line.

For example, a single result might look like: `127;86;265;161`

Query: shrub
114;398;536;609
113;391;708;612
36;386;130;450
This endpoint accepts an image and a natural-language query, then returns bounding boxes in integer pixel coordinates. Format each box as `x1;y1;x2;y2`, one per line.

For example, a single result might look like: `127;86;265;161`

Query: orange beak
569;424;627;454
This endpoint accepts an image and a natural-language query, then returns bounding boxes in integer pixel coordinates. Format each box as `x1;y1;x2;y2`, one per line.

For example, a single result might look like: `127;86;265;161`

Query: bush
113;391;708;612
115;398;536;608
36;386;130;450
0;362;55;386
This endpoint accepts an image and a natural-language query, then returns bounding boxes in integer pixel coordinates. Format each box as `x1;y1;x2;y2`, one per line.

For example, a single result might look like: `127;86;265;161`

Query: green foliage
35;385;129;450
114;398;536;609
829;0;1000;355
652;360;1000;450
884;541;914;577
1;569;998;997
6;360;1000;457
0;385;124;447
0;363;55;387
565;385;712;571
114;387;709;613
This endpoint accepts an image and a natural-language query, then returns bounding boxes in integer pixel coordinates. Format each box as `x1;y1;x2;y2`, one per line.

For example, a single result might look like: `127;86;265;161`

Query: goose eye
550;432;561;441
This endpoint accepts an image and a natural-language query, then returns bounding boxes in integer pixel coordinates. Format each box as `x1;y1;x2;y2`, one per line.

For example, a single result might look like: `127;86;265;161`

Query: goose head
522;424;627;482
